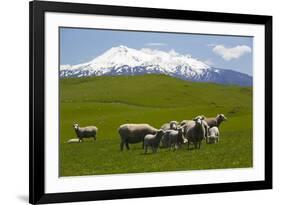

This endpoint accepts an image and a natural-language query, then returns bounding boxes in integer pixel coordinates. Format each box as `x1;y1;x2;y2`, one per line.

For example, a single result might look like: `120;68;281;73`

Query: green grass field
59;74;253;176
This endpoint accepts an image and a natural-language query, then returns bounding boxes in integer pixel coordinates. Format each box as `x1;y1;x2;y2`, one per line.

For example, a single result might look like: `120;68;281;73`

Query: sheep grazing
73;123;98;142
67;138;80;144
161;128;186;151
205;114;227;128
207;126;220;144
160;120;179;131
180;116;209;139
144;129;165;154
183;116;206;149
118;123;158;151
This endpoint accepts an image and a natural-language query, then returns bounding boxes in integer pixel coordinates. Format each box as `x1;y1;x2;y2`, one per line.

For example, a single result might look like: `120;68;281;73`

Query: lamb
144;129;165;154
73;123;98;142
205;114;227;128
161;128;186;151
67;138;80;144
160;121;180;148
118;123;158;151
183;116;206;149
180;116;209;139
206;126;220;144
160;121;179;131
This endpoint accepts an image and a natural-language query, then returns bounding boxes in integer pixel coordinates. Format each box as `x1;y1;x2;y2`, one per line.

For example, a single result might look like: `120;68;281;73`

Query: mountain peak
117;45;129;49
60;46;252;86
112;45;129;51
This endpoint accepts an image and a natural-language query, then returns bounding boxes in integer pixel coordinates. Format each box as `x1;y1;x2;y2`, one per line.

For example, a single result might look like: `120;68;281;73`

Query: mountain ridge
60;45;252;86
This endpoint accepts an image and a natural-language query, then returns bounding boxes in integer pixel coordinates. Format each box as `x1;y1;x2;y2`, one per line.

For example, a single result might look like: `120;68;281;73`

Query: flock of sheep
69;114;227;154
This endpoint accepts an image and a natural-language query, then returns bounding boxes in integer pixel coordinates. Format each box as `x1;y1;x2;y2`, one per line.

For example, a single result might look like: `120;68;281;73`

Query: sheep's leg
125;142;130;150
205;125;208;139
120;141;124;151
168;140;172;151
154;146;157;153
144;145;148;154
171;143;175;151
155;146;158;153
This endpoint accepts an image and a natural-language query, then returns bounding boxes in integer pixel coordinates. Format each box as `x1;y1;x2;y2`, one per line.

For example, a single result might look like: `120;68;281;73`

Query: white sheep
183;116;206;149
73;123;98;142
162;128;186;151
180;116;209;139
144;129;165;154
67;138;80;144
205;114;227;128
118;123;158;151
207;126;220;144
160;121;179;131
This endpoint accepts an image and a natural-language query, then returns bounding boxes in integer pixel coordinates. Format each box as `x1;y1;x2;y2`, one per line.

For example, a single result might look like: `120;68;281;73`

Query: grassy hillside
59;74;253;176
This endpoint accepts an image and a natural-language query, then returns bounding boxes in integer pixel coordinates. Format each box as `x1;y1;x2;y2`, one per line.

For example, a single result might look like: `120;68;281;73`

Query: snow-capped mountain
60;45;252;86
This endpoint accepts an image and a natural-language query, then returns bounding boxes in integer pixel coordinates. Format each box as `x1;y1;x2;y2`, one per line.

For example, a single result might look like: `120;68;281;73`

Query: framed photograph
29;0;272;204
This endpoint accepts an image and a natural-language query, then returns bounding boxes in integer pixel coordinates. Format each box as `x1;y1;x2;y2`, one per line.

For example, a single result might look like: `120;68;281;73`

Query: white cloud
145;43;167;47
212;44;252;61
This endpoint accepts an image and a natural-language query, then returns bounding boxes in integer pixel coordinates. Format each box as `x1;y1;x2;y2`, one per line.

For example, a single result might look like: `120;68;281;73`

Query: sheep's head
207;136;216;144
217;114;227;121
73;123;79;130
194;115;205;120
155;129;165;139
193;116;203;126
169;121;178;130
157;129;165;136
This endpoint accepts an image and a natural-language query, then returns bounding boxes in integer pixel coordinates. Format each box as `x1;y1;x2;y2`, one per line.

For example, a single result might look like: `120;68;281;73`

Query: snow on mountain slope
60;45;252;86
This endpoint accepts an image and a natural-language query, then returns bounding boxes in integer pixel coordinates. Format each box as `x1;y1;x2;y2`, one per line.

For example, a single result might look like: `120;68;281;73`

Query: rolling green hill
60;74;252;176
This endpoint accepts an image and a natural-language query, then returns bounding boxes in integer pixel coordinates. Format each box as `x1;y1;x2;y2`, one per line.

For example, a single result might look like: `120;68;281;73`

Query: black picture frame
29;0;272;204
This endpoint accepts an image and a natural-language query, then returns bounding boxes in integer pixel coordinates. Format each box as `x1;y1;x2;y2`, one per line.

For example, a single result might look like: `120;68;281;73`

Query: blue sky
60;27;253;75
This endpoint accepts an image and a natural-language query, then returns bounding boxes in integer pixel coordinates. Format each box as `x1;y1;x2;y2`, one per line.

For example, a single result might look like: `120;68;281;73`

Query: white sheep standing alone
144;129;165;154
207;126;220;144
73;123;98;142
